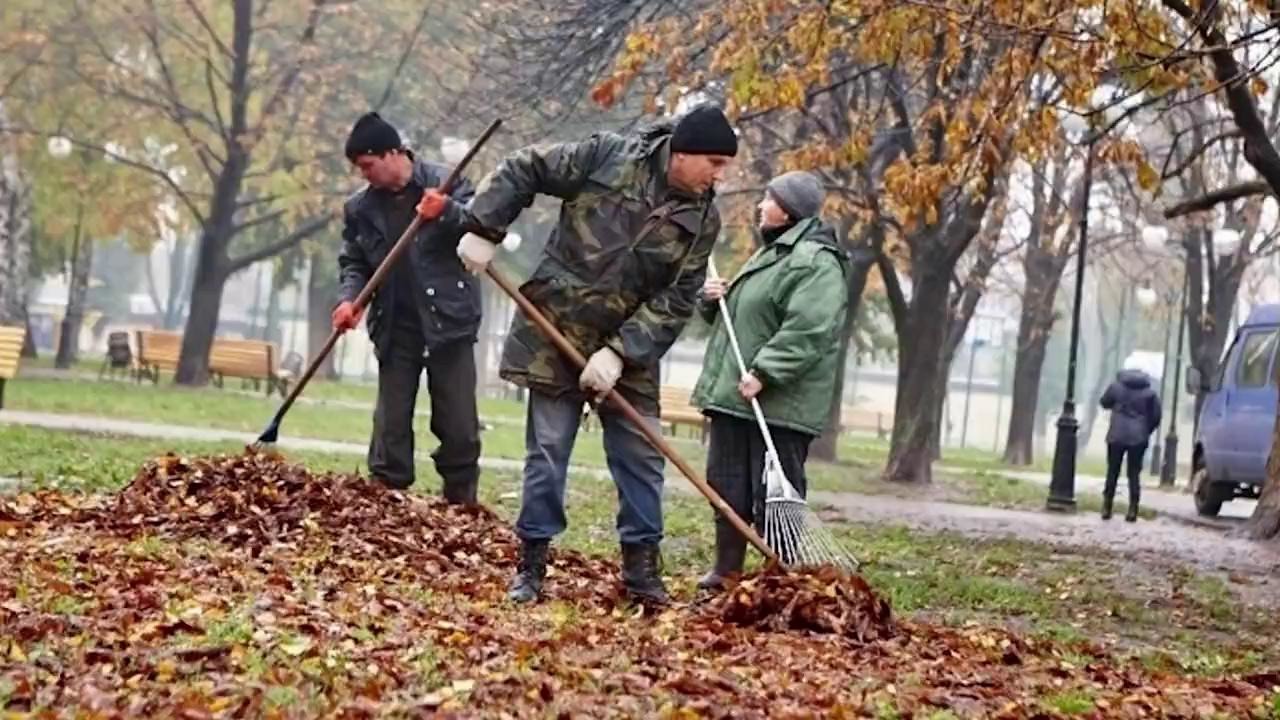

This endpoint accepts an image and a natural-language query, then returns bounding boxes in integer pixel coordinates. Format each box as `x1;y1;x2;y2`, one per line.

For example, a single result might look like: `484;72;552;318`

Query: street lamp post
1161;265;1189;486
1152;293;1174;475
1046;128;1096;514
993;322;1014;453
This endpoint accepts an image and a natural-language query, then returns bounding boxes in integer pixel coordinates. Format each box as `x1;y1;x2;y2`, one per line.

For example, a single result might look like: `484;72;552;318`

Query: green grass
2;376;625;467
1040;689;1095;715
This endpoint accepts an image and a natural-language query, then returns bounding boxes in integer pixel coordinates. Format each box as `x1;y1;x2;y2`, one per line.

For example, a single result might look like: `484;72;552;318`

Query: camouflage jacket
463;125;721;415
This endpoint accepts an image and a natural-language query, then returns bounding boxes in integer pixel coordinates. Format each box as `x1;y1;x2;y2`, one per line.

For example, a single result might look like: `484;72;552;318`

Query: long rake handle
256;119;502;443
706;259;789;479
484;266;779;563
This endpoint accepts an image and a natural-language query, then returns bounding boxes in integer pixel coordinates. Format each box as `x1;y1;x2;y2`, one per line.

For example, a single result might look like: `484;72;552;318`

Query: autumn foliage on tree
592;0;1180;482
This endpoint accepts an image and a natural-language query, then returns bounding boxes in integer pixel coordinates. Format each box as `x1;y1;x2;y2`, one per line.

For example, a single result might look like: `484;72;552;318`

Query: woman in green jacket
690;171;849;590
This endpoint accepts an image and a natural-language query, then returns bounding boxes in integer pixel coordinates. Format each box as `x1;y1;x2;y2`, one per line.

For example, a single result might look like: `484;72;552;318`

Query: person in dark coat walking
335;112;482;504
1099;365;1163;521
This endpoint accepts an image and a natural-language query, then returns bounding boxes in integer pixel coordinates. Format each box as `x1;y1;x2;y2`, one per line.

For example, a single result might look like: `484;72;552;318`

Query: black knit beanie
344;112;403;161
670;105;738;157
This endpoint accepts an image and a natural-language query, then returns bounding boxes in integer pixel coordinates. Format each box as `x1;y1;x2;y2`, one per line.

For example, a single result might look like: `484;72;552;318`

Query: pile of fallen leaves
3;451;1279;718
699;564;894;641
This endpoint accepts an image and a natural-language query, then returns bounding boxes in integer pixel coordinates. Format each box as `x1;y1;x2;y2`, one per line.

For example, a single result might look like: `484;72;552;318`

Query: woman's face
757;193;790;230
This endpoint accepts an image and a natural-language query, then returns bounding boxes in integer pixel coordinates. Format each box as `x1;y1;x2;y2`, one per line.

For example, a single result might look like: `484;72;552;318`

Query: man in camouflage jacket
416;105;738;604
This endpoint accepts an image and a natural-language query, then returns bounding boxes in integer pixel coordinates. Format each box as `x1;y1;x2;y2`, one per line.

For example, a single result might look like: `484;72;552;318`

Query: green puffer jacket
690;217;849;436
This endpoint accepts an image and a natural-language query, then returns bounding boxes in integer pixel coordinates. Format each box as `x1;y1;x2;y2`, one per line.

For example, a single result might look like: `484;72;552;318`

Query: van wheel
1192;467;1227;517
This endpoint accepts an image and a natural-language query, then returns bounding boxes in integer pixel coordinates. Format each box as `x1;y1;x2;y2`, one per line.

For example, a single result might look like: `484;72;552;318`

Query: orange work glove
331;301;364;331
416;188;449;221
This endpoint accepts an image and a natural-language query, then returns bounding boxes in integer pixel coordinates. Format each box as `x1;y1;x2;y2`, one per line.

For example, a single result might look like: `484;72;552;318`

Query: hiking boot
697;524;747;592
621;542;669;605
441;475;478;505
508;539;549;604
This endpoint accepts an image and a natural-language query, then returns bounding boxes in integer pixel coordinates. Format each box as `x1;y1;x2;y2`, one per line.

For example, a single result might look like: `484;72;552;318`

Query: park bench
133;329;182;384
579;384;709;442
0;325;26;409
208;337;290;397
840;405;891;440
134;329;291;396
659;385;708;442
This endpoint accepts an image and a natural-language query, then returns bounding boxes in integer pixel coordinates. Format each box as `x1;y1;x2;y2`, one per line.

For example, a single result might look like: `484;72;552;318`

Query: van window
1235;329;1278;388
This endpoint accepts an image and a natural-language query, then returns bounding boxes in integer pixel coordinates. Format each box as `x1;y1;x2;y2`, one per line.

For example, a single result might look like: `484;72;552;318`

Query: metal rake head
762;452;860;572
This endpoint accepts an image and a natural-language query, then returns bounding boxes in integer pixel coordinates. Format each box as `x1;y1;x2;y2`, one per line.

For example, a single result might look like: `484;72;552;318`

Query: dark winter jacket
1100;369;1163;447
337;159;478;354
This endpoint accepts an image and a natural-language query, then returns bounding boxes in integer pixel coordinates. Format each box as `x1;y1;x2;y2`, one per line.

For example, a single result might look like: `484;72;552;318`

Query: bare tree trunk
810;251;875;463
884;265;953;484
264;266;283;343
1185;229;1243;427
55;207;91;368
1003;300;1058;464
306;253;338;380
0;99;34;337
166;237;194;329
1245;358;1280;538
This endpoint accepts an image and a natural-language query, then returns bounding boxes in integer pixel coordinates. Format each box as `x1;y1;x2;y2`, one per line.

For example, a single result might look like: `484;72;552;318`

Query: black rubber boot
697;524;747;592
441;473;479;505
1101;494;1114;520
621;542;670;605
508;539;549;604
1125;475;1141;522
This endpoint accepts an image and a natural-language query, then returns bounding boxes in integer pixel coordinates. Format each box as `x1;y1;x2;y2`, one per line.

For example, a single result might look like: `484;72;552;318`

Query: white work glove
579;346;623;399
457;233;497;275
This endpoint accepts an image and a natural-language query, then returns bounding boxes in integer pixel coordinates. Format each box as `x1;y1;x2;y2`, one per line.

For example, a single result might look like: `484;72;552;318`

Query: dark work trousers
369;335;481;503
705;411;813;532
1104;442;1146;505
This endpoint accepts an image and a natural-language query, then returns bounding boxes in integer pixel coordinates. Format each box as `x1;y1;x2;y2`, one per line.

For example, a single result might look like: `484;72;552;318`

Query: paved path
808;489;1280;574
967;466;1259;527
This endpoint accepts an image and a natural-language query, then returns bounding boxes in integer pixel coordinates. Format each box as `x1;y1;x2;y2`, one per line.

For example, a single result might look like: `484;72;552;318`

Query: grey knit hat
766;171;825;220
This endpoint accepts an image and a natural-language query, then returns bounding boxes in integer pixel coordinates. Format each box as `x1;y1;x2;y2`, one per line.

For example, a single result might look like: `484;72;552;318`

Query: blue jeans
516;391;665;545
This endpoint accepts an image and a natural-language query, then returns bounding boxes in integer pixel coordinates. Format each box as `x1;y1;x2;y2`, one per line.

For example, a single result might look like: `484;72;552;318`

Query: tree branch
1161;129;1244;180
1162;180;1272;217
1162;0;1280;198
226;213;332;274
374;2;434;111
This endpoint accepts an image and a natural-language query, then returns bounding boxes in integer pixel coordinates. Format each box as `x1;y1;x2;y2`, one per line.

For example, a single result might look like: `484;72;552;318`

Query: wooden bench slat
0;326;26;383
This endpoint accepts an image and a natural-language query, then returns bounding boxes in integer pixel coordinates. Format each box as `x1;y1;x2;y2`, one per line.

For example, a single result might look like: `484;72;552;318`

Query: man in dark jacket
1099;366;1163;521
415;104;737;604
335;112;481;504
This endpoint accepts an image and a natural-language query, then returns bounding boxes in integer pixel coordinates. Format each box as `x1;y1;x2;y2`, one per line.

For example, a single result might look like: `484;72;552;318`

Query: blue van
1186;304;1279;516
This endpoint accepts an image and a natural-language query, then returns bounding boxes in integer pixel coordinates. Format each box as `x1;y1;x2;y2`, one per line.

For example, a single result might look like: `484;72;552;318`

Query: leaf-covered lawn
2;452;1277;718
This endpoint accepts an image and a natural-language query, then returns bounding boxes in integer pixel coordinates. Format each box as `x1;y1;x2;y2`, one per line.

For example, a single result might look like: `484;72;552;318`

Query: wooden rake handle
484;266;778;563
